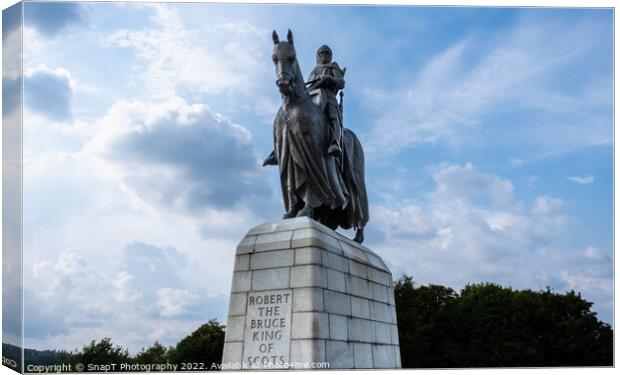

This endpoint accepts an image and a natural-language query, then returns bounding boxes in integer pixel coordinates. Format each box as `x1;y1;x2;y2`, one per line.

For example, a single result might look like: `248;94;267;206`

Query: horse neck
283;59;310;107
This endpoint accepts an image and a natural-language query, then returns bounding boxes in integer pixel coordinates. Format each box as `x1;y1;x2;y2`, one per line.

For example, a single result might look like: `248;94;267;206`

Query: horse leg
353;226;364;243
283;199;303;219
295;202;314;218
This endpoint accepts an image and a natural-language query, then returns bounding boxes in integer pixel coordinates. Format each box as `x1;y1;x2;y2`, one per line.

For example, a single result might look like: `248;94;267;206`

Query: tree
168;319;225;369
133;342;170;364
394;276;458;367
61;338;130;367
395;276;613;368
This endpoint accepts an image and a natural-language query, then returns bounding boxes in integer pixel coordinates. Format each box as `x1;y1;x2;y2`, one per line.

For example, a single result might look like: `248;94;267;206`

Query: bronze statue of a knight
306;45;345;157
264;30;368;243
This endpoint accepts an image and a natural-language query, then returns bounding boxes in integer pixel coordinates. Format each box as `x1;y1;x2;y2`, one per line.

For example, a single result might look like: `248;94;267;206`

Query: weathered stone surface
390;304;398;324
324;290;351;316
370;282;389;303
374;321;392;344
323;251;347;272
291;228;342;254
370;301;391;323
247;217;324;236
243;290;293;369
295;247;322;265
326;268;346;292
222;341;243;366
328;314;348;341
325;341;354;369
223;219;400;370
351;296;370;319
234;254;250;271
390;324;400;345
252;268;289;290
348;318;374;342
387;287;396;306
250;249;294;269
349;260;368;279
290;339;326;364
228;293;247;316
291;312;329;339
366;253;388;271
237;235;257;254
290;265;326;288
353;343;373;368
368;267;391;286
255;231;293;252
292;287;323;312
372;344;396;368
225;316;245;342
231;271;252;293
346;274;370;299
340;241;369;264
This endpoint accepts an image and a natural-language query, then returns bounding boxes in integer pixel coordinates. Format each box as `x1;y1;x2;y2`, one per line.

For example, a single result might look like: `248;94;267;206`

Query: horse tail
342;128;369;229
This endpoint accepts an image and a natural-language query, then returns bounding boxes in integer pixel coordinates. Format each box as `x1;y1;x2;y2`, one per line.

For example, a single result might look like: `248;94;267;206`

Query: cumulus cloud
84;96;272;215
19;89;278;349
567;175;595;184
584;246;606;261
102;4;271;99
24;2;83;36
24;66;73;121
531;195;563;216
431;163;515;208
368;163;611;323
156;288;200;319
25;243;228;352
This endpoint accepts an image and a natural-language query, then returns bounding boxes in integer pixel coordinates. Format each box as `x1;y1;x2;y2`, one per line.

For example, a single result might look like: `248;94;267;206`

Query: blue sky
5;1;613;352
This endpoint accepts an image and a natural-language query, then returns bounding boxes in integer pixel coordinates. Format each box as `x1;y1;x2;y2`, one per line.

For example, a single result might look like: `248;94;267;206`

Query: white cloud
368;163;611;323
24;65;74;121
560;271;612;297
364;15;612;158
567;175;595;184
101;4;270;99
82;96;274;219
113;271;142;303
431;163;515;208
26;244;228;353
156;288;200;318
584;246;606;261
20;91;281;351
531;195;563;216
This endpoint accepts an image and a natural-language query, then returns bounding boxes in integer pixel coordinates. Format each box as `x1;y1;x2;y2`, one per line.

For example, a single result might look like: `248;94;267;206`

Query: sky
1;1;613;353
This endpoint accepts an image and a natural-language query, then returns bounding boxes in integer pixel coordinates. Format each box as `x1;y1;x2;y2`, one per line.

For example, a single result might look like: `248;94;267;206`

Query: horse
263;30;368;243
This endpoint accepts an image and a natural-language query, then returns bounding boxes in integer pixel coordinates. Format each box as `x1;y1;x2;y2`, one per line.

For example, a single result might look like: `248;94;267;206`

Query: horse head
272;30;302;97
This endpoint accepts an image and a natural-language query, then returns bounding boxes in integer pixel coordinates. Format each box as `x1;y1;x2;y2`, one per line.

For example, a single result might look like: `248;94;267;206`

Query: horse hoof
353;228;364;243
282;210;297;219
296;205;313;218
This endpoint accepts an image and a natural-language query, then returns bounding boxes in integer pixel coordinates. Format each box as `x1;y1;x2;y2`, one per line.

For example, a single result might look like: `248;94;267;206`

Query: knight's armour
307;62;345;108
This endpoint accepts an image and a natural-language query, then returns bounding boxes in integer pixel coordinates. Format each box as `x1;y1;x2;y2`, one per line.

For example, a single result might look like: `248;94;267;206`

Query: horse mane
291;46;309;102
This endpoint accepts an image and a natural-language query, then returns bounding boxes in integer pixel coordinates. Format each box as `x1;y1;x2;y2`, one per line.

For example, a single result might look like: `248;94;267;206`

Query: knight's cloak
273;103;349;214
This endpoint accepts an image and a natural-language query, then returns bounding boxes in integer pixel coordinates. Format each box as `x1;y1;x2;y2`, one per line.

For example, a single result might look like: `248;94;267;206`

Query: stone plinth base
221;217;401;370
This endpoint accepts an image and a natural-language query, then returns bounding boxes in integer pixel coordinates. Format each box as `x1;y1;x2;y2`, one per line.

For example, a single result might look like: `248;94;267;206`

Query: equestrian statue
263;30;369;243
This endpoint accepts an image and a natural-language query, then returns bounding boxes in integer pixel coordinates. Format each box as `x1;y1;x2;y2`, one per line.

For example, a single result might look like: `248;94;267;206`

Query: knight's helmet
316;45;332;64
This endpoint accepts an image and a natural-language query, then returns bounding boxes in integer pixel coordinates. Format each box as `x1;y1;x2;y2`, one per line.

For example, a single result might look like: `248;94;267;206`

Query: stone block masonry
222;217;401;370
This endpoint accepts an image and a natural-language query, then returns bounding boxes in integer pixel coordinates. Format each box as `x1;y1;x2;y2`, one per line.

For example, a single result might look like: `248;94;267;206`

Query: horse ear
272;30;280;44
287;29;293;45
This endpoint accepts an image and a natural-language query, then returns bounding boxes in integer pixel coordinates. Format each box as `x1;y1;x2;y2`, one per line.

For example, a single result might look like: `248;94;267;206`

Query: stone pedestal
221;217;401;370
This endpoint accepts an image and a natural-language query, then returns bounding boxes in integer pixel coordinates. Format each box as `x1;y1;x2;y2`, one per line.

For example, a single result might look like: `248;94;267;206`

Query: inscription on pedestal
243;289;292;369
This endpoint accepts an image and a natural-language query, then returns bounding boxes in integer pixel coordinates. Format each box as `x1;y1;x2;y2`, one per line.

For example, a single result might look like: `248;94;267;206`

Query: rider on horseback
306;45;345;157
